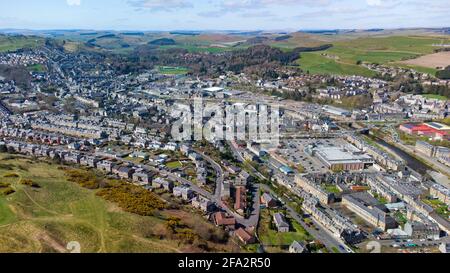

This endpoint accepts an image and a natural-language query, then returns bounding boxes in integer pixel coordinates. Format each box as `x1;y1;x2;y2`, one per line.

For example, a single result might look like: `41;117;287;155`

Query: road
193;149;224;201
398;142;450;177
229;140;350;252
363;236;450;251
193;149;260;228
229;140;267;181
258;184;348;253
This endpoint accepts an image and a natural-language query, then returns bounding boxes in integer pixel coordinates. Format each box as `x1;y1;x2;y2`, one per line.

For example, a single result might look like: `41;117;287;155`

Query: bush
0;182;11;188
0;163;14;170
1;187;15;196
65;169;101;189
96;182;165;216
436;66;450;80
20;179;40;188
3;173;19;178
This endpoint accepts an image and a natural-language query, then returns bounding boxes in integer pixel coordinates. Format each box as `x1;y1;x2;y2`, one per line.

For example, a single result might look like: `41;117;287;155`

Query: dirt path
35;233;68;253
22;188;62;216
131;234;183;253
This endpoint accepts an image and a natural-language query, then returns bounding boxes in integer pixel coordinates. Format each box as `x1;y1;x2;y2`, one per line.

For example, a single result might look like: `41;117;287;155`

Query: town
1;33;450;254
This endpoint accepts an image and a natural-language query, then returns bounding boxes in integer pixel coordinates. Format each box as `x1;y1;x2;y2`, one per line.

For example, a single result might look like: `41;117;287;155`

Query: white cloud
367;0;382;6
197;0;332;17
366;0;401;7
220;0;330;10
128;0;193;11
67;0;81;6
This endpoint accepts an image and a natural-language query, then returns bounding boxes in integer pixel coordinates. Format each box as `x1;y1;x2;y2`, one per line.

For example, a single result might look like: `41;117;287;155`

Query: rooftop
314;145;372;164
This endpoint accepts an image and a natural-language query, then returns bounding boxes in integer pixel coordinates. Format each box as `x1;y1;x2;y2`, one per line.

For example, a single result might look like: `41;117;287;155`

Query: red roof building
234;186;247;215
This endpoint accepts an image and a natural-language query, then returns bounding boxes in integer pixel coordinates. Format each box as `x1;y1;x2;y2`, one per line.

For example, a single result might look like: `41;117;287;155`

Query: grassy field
423;197;450;220
297;52;376;77
0;153;205;253
394;63;439;75
159;44;238;54
421;94;449;101
166;161;183;169
323;185;341;194
257;209;311;252
156;66;189;75
0;36;43;52
297;36;450;77
26;64;46;73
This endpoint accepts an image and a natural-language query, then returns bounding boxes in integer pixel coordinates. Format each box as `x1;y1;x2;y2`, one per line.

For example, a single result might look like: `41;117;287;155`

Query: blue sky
1;0;449;31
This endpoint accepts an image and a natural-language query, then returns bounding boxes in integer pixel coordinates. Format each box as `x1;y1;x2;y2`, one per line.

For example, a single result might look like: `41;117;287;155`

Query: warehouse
310;144;374;171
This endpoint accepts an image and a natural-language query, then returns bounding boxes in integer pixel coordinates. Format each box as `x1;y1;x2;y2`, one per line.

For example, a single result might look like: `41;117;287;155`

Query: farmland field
0;36;43;52
0;153;224;253
159;44;238;53
400;51;450;69
297;52;376;77
297;36;450;77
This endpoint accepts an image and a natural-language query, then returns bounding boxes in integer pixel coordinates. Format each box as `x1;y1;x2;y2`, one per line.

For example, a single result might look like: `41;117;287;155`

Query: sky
0;0;449;31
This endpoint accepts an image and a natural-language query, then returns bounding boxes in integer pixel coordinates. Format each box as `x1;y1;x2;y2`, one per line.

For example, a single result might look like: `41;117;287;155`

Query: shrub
3;173;19;178
0;182;11;188
1;187;15;196
0;163;14;170
20;179;40;188
96;182;165;216
65;169;101;189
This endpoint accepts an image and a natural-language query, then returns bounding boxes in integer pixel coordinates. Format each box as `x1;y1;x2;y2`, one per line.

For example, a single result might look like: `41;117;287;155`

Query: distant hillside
120;32;145;36
274;35;292;41
0;35;44;53
80;32;98;36
170;31;200;36
246;36;269;45
97;34;117;39
149;38;176;46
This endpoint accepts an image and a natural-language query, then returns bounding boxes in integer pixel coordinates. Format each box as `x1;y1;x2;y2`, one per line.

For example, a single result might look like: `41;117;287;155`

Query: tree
52;153;62;164
436;66;450;80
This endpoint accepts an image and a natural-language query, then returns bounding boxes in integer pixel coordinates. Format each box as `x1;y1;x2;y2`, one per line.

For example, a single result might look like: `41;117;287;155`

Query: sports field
157;66;190;75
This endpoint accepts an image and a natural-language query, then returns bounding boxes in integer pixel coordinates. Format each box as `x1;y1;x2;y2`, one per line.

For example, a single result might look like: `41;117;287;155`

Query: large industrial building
307;144;374;171
322;105;352;117
399;122;450;141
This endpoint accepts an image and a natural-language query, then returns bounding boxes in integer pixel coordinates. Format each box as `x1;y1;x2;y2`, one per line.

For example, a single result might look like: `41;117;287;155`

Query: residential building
273;212;290;232
213;212;236;231
289;241;306;253
261;192;277;208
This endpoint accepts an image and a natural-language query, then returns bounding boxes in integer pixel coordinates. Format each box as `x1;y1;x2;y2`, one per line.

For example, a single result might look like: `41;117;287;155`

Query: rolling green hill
0;154;234;253
0;35;43;52
297;35;450;77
